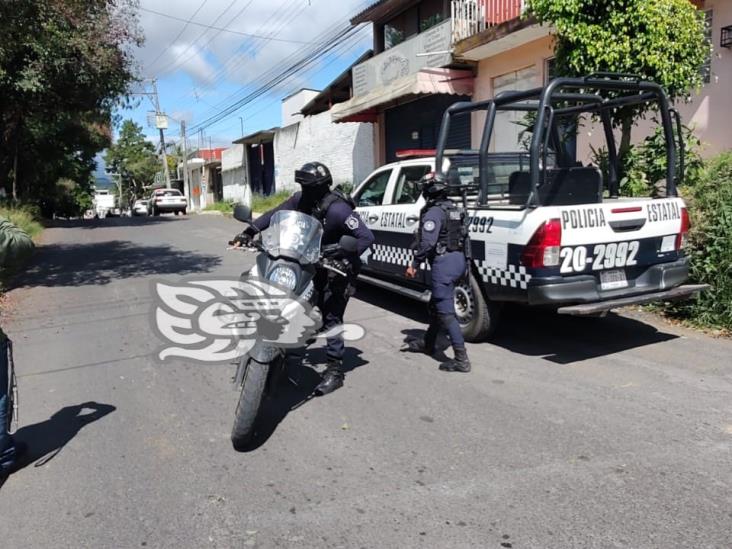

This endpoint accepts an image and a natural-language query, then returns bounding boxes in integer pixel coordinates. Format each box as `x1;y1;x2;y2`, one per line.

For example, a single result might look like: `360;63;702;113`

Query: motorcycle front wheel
231;358;269;450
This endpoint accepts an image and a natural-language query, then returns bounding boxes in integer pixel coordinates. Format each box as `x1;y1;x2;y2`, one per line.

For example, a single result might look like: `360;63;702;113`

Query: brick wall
274;110;375;192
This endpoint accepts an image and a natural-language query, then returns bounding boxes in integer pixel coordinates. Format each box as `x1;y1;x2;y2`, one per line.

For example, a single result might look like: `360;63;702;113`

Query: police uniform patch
424;220;436;232
346;215;359;230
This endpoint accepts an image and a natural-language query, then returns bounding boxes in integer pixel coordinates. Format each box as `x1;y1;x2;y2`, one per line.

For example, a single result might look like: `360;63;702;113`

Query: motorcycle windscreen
261;210;323;264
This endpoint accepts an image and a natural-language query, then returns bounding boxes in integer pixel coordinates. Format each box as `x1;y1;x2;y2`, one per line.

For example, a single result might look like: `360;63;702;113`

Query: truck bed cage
435;74;682;208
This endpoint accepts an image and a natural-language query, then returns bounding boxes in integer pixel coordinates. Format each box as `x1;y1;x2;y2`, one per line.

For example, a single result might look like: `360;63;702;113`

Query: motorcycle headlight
268;266;298;291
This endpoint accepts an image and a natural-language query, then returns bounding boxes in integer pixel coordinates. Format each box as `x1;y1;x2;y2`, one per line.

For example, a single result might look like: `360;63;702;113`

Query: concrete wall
274;110;375;191
221;144;251;204
281;89;321;127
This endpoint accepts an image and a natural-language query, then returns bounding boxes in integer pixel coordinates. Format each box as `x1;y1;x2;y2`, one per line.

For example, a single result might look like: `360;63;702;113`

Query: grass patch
0;204;43;239
204;200;235;213
252;191;291;213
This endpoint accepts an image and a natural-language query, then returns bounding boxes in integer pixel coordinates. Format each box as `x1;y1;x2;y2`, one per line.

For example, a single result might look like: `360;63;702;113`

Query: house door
491;66;539;152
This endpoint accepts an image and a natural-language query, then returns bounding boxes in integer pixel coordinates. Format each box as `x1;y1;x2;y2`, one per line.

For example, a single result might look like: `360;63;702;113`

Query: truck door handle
406;215;419;224
368;214;379;224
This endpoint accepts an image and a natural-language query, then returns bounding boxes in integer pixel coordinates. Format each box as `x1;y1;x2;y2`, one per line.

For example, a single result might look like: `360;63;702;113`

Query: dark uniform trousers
314;268;356;361
426;251;466;349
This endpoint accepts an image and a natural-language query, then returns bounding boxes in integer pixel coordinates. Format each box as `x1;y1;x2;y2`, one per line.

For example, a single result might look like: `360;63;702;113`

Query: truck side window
354;170;392;207
393;165;430;204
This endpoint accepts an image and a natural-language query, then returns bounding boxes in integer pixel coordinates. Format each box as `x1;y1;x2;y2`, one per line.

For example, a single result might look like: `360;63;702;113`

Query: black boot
315;360;344;395
439;346;471;373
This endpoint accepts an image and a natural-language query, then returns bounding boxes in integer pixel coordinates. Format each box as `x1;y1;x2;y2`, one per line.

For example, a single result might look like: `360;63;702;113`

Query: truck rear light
675;207;690;250
521;218;562;268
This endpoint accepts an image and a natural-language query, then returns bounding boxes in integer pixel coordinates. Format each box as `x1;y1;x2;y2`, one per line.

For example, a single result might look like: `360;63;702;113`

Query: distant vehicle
149;189;187;216
93;190;117;218
132;199;149;216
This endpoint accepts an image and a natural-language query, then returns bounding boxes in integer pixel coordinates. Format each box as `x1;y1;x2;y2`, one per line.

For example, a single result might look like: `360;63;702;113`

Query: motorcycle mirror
339;235;359;254
233;204;252;223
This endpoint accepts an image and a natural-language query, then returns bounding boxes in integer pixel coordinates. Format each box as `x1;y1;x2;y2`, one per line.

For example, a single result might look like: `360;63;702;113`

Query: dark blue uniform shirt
412;204;447;268
252;191;375;261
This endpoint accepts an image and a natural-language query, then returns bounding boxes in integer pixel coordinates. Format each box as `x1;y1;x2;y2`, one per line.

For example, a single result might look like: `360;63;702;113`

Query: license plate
600;269;628;290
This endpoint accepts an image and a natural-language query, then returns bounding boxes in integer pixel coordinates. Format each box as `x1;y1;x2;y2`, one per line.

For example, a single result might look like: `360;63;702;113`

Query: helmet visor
295;170;320;186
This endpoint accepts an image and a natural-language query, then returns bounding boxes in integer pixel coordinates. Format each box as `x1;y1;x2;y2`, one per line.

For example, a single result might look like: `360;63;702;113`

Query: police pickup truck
352;74;706;341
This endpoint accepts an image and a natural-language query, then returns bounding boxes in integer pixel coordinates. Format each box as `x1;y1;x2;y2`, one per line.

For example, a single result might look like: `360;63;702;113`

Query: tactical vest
310;190;355;223
430;199;467;254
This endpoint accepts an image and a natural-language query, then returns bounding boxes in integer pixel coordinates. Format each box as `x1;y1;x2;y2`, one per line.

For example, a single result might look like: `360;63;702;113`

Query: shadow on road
16;240;221;288
46;216;182;230
4;402;116;479
236;347;369;453
355;285;677;365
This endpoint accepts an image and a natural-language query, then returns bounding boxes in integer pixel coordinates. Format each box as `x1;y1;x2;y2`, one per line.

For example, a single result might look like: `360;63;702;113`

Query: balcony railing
451;0;525;43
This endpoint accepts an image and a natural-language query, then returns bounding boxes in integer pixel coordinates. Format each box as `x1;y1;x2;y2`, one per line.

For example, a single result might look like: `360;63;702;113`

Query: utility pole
239;116;244;137
181;120;191;210
151;79;172;189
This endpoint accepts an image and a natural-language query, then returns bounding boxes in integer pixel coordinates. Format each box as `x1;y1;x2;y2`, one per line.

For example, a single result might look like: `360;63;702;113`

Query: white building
221;144;251;205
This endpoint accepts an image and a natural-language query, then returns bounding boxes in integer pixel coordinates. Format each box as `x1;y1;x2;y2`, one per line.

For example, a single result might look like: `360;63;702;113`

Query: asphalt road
1;214;731;549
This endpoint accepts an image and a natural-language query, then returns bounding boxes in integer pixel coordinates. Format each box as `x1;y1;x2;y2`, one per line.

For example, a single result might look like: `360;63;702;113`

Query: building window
382;1;448;50
701;9;713;84
544;57;556;83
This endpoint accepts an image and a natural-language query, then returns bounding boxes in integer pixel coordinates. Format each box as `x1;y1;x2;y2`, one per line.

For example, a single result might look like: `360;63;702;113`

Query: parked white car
149;189;187;216
132;199;149;216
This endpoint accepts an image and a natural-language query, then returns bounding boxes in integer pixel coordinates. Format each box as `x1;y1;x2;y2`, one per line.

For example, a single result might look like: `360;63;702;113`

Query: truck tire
454;272;500;342
231;358;269;450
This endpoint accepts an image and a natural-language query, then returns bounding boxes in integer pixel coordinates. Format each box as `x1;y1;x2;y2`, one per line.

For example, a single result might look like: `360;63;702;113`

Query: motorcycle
228;204;358;449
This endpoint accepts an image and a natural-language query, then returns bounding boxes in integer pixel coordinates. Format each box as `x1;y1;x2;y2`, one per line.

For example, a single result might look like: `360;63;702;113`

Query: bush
0;203;43;239
204;200;235;213
666;151;732;330
592;124;704;197
251;191;291;213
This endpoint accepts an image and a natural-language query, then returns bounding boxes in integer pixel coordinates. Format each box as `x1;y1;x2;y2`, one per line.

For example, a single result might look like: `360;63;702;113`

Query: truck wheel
454;272;500;342
231;358;269;450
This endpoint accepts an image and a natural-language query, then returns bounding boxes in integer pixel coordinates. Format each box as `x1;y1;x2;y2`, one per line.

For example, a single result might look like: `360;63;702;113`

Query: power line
189;23;364;133
139;5;323;47
173;0;307;106
144;0;211;74
191;0;374;118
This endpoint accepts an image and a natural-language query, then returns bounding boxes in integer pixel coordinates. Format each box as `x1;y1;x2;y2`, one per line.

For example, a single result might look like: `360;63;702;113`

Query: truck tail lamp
676;207;690;250
521;218;562;268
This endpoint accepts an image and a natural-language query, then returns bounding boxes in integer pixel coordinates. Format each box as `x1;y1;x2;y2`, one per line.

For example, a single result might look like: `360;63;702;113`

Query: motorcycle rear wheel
231;358;269;450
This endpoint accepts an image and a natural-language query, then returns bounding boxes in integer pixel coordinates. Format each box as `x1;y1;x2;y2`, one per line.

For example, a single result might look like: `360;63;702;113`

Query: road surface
1;214;730;548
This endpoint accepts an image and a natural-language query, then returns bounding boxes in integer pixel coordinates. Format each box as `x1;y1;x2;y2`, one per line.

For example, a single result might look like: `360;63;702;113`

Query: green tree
105;120;158;204
0;0;141;206
526;0;707;164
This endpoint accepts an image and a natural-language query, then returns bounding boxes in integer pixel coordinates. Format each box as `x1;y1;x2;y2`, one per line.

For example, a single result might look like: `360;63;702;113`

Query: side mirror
339;235;359;254
233;204;252;223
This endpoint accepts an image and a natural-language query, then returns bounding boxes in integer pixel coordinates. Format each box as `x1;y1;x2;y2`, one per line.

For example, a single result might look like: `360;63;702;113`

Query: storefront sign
352;20;452;97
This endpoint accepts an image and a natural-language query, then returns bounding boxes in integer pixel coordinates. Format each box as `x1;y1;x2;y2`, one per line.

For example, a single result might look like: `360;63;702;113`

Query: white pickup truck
353;74;705;340
93;190;118;218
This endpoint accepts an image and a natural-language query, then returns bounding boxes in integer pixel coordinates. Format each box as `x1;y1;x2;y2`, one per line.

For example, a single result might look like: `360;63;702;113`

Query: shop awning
331;68;474;124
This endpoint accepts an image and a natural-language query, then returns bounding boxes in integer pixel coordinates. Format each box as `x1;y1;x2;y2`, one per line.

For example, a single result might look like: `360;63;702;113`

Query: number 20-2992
559;241;640;274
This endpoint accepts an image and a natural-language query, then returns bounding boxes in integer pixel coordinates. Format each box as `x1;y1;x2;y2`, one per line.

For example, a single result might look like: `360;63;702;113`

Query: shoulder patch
424;220;436;232
346;215;359;230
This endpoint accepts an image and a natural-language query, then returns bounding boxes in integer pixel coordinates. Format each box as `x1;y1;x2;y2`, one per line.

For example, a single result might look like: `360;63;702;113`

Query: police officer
232;162;375;395
401;173;471;373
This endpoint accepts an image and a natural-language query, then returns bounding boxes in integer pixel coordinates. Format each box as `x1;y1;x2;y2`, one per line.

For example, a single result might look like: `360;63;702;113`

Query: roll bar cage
434;73;684;208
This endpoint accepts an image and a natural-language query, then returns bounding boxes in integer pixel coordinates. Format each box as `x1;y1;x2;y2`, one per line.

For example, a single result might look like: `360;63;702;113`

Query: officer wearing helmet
232;162;375;395
401;173;471;373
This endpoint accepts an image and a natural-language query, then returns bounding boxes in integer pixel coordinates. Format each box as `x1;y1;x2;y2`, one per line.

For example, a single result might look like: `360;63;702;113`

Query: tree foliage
526;0;707;160
104;120;158;204
0;0;142;211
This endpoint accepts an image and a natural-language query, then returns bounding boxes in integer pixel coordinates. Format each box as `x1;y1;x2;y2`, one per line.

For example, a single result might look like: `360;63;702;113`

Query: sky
117;0;375;151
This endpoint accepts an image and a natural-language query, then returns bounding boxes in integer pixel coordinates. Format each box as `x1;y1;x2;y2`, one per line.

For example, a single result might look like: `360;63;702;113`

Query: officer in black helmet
232;162;375;394
401;173;471;373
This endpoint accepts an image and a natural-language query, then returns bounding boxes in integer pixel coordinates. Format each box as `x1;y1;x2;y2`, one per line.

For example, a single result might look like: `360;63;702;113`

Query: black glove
229;232;252;247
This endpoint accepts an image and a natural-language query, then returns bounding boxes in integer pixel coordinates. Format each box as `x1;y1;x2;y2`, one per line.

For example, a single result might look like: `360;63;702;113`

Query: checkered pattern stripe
370;244;430;270
476;261;531;290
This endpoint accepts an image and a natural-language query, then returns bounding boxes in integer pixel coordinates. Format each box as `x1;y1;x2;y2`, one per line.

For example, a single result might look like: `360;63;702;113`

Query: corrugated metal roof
351;0;416;25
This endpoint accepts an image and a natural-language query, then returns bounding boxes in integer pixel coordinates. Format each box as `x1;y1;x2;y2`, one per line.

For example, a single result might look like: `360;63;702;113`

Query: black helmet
295;162;332;188
420;172;447;200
